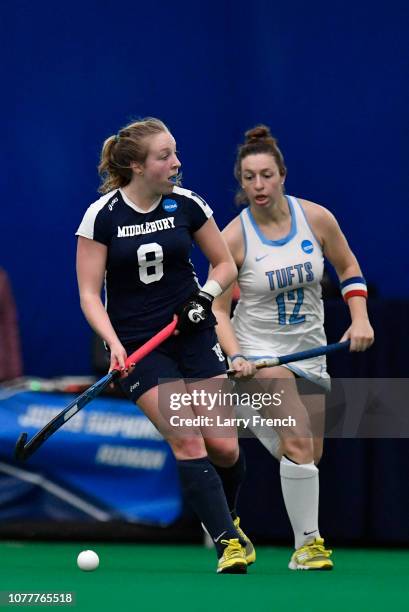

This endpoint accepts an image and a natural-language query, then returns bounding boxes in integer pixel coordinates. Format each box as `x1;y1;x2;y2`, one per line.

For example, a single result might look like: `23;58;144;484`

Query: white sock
280;455;320;549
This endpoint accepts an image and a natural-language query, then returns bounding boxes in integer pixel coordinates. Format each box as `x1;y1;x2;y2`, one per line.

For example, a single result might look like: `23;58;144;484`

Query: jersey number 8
137;243;164;284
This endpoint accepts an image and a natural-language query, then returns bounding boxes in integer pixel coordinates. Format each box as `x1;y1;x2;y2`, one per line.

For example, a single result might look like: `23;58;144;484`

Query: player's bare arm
76;236;127;370
176;217;238;335
211;218;255;378
193;216;237;290
301;200;374;351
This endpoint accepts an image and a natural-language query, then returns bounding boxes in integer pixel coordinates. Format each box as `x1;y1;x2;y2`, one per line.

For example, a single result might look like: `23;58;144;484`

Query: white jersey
232;195;329;388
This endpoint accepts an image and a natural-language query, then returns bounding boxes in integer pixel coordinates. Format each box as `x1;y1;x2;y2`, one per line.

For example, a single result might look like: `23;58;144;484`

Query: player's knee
281;438;313;464
169;437;207;460
205;439;239;467
314;452;323;465
313;443;323;464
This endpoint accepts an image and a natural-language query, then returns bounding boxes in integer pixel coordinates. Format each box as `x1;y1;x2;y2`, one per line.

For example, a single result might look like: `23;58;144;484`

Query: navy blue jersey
76;186;214;345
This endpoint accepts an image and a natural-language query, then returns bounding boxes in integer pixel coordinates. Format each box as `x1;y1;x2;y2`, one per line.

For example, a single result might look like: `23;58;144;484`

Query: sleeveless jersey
76;186;214;345
232;195;329;386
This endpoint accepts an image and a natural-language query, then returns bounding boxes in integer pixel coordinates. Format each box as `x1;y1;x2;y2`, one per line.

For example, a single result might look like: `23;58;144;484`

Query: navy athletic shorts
118;327;227;402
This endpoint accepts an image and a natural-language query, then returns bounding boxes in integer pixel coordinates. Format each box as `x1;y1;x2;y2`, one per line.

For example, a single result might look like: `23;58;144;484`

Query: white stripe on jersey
75;190;116;240
172;186;213;219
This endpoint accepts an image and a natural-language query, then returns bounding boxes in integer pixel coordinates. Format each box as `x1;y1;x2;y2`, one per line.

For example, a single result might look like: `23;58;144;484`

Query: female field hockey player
213;125;374;570
75;118;255;574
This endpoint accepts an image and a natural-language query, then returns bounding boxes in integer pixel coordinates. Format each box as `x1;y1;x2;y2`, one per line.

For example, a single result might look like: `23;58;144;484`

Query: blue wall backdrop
1;0;408;377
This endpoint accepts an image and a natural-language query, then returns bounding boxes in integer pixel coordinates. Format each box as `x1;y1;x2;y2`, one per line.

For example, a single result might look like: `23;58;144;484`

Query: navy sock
176;457;240;557
212;447;246;520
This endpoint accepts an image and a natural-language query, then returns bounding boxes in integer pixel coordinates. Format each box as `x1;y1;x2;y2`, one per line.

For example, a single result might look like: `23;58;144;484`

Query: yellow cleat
217;538;247;574
289;537;333;571
233;516;256;565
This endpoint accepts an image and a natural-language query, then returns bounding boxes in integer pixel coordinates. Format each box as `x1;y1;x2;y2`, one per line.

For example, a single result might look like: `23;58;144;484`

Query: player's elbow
79;291;101;312
221;259;238;286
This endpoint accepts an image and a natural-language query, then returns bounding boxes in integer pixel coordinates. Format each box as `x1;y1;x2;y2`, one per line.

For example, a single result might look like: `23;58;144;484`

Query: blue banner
0;390;181;525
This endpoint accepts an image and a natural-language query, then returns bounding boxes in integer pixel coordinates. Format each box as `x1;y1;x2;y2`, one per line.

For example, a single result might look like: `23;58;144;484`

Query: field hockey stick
14;317;178;462
227;340;350;375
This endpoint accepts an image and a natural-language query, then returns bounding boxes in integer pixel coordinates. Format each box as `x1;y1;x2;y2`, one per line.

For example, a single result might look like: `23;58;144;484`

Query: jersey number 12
276;289;305;325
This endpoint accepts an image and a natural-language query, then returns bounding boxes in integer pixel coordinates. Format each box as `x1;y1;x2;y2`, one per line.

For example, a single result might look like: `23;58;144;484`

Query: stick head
15;432;28;461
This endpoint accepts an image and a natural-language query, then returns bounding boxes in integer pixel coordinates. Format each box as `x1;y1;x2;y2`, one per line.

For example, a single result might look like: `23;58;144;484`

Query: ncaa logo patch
301;240;314;254
162;199;178;212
